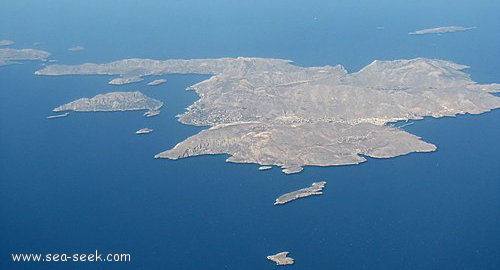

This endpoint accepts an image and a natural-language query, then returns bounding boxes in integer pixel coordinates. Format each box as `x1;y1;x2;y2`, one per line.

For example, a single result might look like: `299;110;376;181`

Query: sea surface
1;1;499;269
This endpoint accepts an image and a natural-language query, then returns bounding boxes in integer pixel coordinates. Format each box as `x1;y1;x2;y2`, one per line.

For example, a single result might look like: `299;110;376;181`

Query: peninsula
36;57;500;174
267;252;294;265
274;182;326;205
53;91;163;115
258;166;272;171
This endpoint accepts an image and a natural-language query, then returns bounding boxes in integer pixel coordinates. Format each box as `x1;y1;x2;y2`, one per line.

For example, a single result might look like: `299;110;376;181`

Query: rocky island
409;26;476;35
0;40;14;46
267;252;294;266
144;110;161;117
46;112;69;119
136;128;153;134
1;48;50;66
53;91;163;115
36;57;500;174
274;181;327;205
147;78;167;86
108;76;143;85
68;45;85;51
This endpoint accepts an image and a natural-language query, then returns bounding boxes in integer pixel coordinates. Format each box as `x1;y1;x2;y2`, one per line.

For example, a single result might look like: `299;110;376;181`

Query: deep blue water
1;1;499;269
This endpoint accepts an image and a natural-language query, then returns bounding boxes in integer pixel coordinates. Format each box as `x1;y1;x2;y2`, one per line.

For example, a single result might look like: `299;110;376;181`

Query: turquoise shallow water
1;1;499;269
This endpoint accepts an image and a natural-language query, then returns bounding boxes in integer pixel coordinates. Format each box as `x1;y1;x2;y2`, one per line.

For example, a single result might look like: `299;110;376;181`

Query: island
409;26;476;35
46;112;69;119
35;57;500;174
144;110;161;117
68;45;85;51
274;181;326;205
147;79;167;86
282;166;303;175
0;40;14;46
267;252;294;266
108;76;143;85
136;128;153;134
53;91;163;116
1;48;50;66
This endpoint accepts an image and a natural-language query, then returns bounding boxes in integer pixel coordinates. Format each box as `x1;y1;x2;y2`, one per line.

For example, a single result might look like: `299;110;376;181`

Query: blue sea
1;1;499;269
